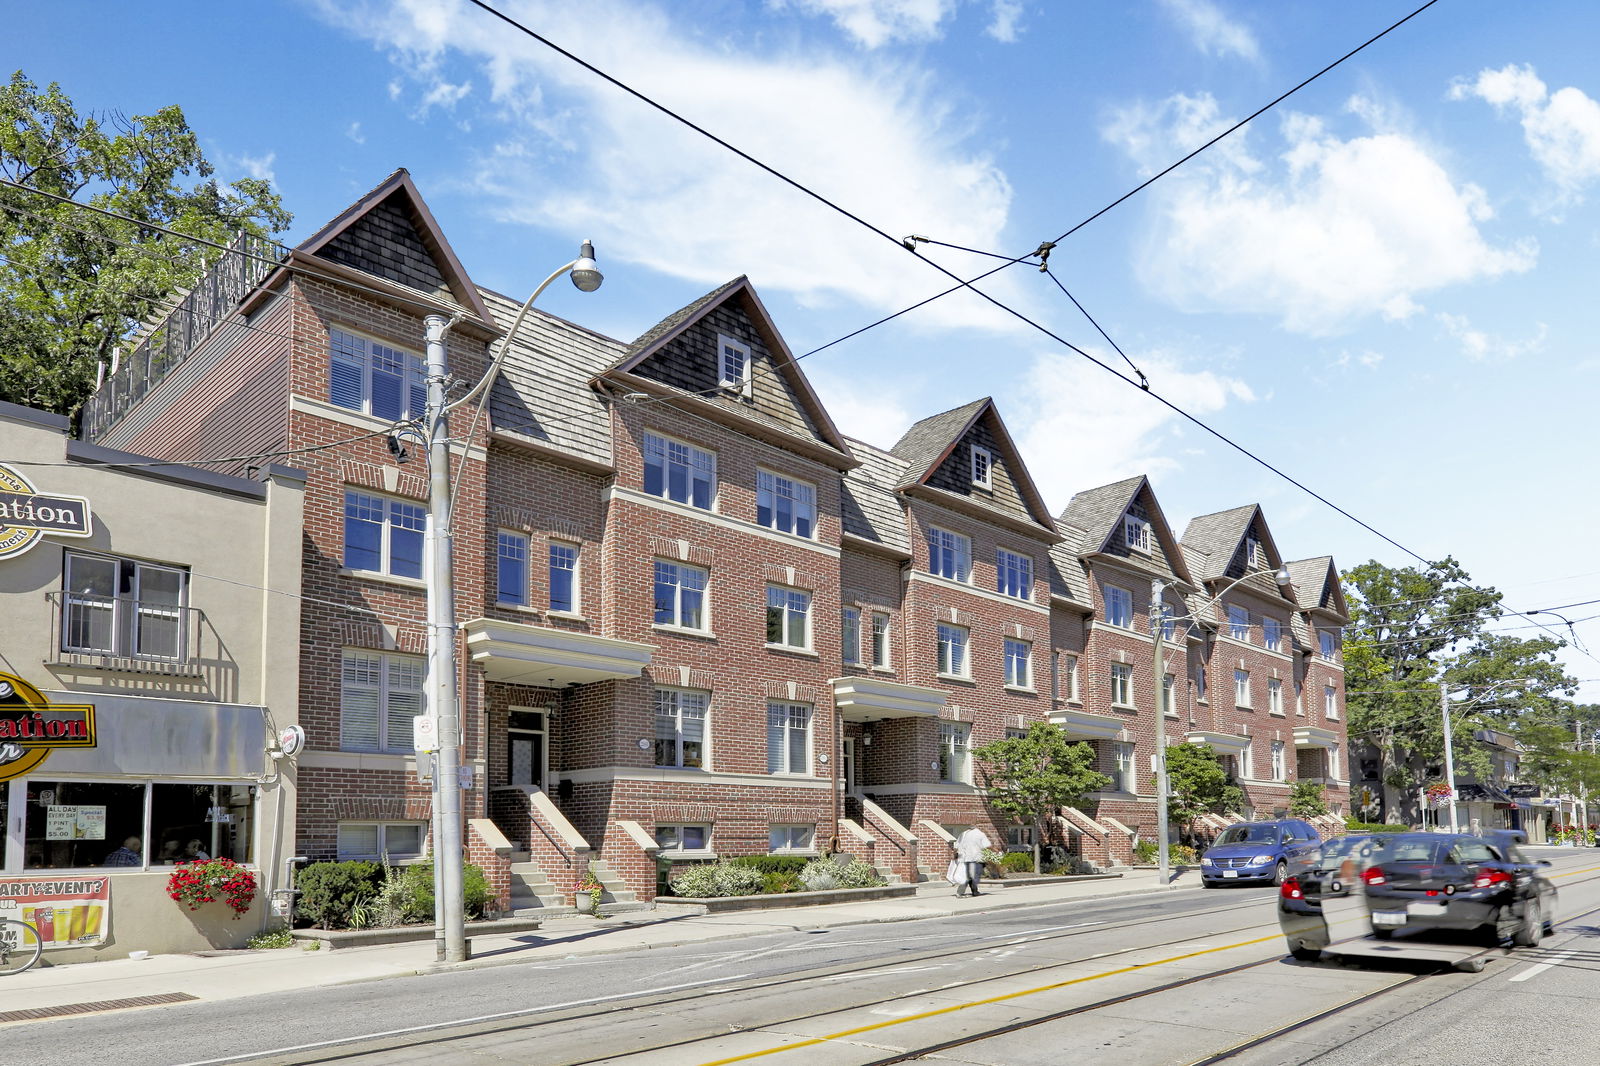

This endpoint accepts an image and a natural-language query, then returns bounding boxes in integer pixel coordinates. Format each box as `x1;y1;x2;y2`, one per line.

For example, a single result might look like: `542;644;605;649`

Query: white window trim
1234;669;1252;708
337;821;427;863
769;824;817;854
1110;662;1134;708
996;547;1033;601
937;622;971;680
495;529;529;607
939;722;972;784
716;333;752;397
653;686;710;771
767;701;814;776
328;326;425;422
927;526;973;584
340;648;424;755
643;429;717;511
1268;677;1285;716
870;611;892;670
765;584;813;651
1123;514;1151;553
971;445;993;489
1105;584;1134;629
654;559;709;632
343;489;426;581
755;468;817;540
1004;638;1033;691
548;539;580;615
654;824;713;855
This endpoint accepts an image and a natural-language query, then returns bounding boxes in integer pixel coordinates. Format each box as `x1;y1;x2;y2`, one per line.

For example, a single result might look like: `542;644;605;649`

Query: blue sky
10;1;1600;702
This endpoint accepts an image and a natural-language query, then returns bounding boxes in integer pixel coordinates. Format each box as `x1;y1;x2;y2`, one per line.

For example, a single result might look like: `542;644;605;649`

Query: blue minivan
1199;819;1322;887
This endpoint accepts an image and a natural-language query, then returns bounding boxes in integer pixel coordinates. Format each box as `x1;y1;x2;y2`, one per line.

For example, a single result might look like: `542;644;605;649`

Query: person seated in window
157;839;183;863
183;838;210;861
103;836;143;867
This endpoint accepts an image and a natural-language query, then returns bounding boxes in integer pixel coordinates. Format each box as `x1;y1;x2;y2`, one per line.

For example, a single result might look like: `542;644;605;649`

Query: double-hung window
717;333;751;395
939;722;971;783
643;431;715;509
341;649;424;753
653;688;707;769
329;327;425;421
770;824;815;852
60;552;188;661
1113;741;1135;792
841;607;861;665
756;470;815;538
1110;663;1133;707
1162;672;1176;716
344;491;425;579
1324;684;1339;719
496;532;528;606
656;825;709;852
1264;617;1283;652
1228;605;1250;641
937;623;970;677
1124;515;1151;553
1004;639;1032;688
767;702;812;774
971;446;992;489
870;611;891;667
927;527;971;582
766;586;811;649
1060;653;1079;701
1268;678;1284;715
1234;669;1252;707
338;822;424;862
1104;585;1133;629
996;548;1032;600
1320;631;1339;660
653;561;707;630
548;541;578;613
1272;740;1287;781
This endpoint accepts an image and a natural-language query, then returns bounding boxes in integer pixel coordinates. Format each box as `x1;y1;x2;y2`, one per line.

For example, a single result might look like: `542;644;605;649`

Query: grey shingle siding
320;194;450;300
841;438;912;555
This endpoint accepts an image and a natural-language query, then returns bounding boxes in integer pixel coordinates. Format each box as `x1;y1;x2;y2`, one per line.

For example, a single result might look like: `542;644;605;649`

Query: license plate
1408;902;1446;916
1371;911;1406;926
1222;869;1238;878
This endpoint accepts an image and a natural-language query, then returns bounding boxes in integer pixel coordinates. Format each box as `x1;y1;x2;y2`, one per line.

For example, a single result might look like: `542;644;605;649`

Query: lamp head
569;239;603;293
1273;566;1291;587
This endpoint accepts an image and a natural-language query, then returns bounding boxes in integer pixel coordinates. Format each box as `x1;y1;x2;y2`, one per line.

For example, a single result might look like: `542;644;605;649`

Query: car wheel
1272;862;1287;887
1202;880;1217;889
1513;900;1542;948
1289;943;1321;962
1371;927;1393;940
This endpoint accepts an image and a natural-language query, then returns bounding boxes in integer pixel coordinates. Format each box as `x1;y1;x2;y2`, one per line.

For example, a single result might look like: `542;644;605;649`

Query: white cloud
345;122;366;145
986;0;1024;43
1102;92;1536;335
774;0;955;48
1451;63;1600;201
1434;312;1547;361
315;0;1027;333
1013;347;1255;511
1331;349;1384;371
225;151;277;183
809;366;916;448
1158;0;1259;62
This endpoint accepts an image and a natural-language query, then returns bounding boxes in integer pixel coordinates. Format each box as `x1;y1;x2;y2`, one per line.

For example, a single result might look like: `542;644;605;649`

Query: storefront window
23;780;254;870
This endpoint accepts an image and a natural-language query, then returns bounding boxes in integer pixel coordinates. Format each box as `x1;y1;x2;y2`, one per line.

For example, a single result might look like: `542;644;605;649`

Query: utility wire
1042;265;1146;384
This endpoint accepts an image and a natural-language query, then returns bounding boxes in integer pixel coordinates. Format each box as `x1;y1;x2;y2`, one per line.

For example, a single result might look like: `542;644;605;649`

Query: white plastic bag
945;859;962;885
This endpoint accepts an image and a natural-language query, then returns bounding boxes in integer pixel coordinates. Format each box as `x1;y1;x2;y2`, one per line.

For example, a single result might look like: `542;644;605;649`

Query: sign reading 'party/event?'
0;462;92;561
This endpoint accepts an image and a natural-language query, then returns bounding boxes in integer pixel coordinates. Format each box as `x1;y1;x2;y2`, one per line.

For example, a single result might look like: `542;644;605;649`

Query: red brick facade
86;170;1350;902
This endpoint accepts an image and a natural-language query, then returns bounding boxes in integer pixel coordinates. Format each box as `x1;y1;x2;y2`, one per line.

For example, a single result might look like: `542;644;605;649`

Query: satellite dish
277;724;307;759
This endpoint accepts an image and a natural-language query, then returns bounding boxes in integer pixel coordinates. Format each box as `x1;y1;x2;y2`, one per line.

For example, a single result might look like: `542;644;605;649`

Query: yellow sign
0;673;96;783
0;462;92;561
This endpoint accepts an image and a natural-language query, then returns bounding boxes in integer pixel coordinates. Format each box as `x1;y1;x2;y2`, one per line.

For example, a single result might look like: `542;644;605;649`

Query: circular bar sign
0;673;98;782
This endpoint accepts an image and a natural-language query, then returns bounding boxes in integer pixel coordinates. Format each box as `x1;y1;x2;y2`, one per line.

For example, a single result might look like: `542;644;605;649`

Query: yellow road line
696;932;1282;1065
1550;863;1600;879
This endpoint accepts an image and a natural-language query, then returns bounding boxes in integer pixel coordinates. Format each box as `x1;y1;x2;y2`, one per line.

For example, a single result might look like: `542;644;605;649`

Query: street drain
0;991;198;1024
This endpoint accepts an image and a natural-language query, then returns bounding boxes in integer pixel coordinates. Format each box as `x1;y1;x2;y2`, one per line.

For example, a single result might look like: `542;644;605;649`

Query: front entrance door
507;709;547;790
842;738;858;794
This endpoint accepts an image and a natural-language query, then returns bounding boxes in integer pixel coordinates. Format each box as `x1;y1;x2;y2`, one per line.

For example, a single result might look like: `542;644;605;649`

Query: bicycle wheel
0;918;43;976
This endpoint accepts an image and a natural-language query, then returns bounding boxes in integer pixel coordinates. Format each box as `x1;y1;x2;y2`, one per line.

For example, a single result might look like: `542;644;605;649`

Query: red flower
165;857;257;919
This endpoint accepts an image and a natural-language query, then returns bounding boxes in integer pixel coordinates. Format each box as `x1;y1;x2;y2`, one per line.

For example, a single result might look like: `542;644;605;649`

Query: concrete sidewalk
0;868;1193;1021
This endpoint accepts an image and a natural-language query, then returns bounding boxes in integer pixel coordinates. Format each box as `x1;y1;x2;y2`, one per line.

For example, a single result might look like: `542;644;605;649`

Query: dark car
1361;832;1556;946
1277;834;1382;960
1200;819;1322;887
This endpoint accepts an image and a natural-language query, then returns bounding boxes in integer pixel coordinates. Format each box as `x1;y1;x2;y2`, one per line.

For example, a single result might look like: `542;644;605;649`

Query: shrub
762;871;802;894
246;925;294;949
1133;840;1158;864
1342;820;1409;833
295;861;383;930
728;855;811;875
1000;852;1034;873
389;861;492;923
1170;844;1199;866
668;862;765;898
800;856;886;891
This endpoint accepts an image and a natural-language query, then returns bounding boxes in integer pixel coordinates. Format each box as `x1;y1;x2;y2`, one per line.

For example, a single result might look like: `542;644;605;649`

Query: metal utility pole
424;312;467;965
1440;681;1459;834
1151;579;1171;886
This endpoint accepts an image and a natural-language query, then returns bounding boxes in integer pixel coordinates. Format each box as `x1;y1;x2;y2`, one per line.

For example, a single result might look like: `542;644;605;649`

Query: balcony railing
45;591;209;675
80;232;289;440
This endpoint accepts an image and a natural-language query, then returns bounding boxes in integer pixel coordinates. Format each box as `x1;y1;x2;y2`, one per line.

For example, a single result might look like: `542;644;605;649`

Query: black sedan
1360;833;1556;946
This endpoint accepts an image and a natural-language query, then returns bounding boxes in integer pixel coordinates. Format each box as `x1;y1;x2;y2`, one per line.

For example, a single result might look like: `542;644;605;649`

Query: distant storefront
0;401;304;962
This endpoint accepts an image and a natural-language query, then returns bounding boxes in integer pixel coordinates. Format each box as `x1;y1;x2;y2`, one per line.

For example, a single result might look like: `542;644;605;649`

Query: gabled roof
1285;556;1350;620
1179;503;1285;584
887;397;1056;531
1056;474;1195;586
598;277;854;463
840;438;913;556
295;168;496;328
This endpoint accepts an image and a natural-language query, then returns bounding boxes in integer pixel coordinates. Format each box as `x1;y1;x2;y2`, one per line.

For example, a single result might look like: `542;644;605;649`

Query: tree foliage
0;71;290;416
1289;781;1328;818
1161;744;1242;833
1343;556;1579;821
974;722;1109;873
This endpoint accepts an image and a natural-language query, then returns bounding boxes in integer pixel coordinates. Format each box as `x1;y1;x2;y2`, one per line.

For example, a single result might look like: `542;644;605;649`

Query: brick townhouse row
82;169;1350;906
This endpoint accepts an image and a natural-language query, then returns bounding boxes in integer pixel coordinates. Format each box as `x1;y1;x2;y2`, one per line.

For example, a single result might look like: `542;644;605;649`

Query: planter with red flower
167;858;258;918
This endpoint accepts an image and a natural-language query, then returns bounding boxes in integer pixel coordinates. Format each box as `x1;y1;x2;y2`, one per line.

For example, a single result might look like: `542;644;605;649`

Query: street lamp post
1151;565;1290;886
1437;678;1531;837
423;242;602;964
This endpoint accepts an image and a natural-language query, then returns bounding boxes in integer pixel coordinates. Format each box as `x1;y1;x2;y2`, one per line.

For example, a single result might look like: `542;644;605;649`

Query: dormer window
1245;535;1267;570
971;446;992;489
1124;515;1151;553
717;333;751;397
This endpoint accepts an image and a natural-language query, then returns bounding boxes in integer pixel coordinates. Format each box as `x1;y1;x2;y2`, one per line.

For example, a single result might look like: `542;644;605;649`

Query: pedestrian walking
952;825;991;897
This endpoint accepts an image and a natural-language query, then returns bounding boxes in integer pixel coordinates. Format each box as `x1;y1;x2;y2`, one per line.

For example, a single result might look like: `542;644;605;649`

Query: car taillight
1280;876;1304;901
1474;868;1512;889
1361;866;1386;886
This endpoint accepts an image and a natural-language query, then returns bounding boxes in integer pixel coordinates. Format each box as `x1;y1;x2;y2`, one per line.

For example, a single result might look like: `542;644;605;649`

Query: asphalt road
9;850;1600;1066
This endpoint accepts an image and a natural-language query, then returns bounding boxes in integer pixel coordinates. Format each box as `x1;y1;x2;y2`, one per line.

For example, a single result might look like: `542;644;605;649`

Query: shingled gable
292;168;497;330
1057;474;1195;586
596;277;855;468
887;397;1056;536
1180;503;1296;605
1285;556;1350;620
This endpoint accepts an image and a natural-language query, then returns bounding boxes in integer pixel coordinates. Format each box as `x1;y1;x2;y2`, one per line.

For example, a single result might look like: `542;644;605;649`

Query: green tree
1161;744;1243;837
0;71;290;416
1289;781;1328;818
973;722;1109;873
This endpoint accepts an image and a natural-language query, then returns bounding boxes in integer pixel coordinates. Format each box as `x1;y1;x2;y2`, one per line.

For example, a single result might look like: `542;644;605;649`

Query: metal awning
461;617;654;687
